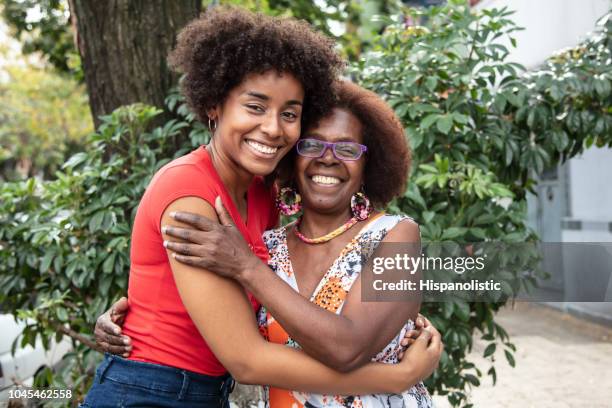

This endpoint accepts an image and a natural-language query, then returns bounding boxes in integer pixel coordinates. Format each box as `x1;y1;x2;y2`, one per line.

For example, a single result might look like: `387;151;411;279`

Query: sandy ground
432;302;612;408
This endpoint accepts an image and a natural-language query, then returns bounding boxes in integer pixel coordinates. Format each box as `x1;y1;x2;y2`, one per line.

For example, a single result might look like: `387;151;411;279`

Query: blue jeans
80;354;235;407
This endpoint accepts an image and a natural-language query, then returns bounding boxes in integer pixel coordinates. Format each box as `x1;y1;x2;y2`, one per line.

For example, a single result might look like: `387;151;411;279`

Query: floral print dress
258;214;434;408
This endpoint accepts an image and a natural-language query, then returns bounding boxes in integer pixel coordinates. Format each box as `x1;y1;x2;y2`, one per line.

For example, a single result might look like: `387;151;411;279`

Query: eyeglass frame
295;138;368;161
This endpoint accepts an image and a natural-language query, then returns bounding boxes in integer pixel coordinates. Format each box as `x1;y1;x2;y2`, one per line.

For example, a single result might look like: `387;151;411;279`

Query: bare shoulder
381;215;420;243
161;196;218;233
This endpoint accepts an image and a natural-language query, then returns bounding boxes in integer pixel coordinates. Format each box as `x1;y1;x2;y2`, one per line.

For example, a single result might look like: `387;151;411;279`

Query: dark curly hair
168;7;344;126
278;80;411;208
336;81;411;207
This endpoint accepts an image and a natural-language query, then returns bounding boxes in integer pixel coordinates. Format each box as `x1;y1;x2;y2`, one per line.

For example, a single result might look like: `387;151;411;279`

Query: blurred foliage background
0;0;610;407
0;65;91;180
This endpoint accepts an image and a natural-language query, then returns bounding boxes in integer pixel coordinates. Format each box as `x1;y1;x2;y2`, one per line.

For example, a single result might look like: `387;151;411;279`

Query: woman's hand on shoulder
162;196;261;281
94;296;132;357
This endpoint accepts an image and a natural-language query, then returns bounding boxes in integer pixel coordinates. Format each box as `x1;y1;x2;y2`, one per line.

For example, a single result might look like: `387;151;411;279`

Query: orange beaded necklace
294;216;361;244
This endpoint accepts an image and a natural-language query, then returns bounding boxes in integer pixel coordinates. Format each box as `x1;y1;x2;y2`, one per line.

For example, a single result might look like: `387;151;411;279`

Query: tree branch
53;322;102;352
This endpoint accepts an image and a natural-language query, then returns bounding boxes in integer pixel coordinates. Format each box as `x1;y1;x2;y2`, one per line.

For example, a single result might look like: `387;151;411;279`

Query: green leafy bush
0;92;209;401
353;1;610;405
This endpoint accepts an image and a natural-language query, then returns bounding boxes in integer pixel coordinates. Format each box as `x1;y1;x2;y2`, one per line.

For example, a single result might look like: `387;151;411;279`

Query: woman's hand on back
94;296;132;357
398;313;434;357
397;323;443;385
162;196;261;280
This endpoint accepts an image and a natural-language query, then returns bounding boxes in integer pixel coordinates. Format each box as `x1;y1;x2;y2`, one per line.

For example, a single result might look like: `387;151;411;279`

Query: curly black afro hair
168;7;345;126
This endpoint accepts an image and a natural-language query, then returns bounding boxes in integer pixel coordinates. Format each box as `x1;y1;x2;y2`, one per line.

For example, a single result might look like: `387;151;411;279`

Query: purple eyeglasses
296;138;367;161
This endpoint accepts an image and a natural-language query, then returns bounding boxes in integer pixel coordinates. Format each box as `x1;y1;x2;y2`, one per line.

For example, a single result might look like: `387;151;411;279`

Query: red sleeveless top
122;146;278;375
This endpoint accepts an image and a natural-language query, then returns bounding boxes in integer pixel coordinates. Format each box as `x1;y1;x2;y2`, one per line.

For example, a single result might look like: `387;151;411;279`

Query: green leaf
454;301;470;321
453;113;470;124
474;213;496;226
53;253;64;273
489;183;513;198
99;275;113;296
441;227;466;240
443;302;455;319
527;108;537;129
488;366;497;385
493;95;507;113
62;152;88;170
430;202;448;212
89;211;105;232
422;211;436;224
549;85;563;102
404;185;427;209
415;173;437;188
65;259;78;278
594;78;611;99
464;373;480;386
567;110;581;133
419;164;438;173
410;130;423;149
56;307;68;322
504;231;524;242
504;144;513;165
483;343;496;358
425;76;438;92
437;115;454;134
469;227;487;240
504;349;516;367
101;211;116;232
421;114;440;130
102;253;117;274
551;130;569;151
40;251;55;273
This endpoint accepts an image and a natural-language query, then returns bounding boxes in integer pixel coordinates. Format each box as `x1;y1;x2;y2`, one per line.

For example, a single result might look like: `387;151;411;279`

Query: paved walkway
432;302;612;408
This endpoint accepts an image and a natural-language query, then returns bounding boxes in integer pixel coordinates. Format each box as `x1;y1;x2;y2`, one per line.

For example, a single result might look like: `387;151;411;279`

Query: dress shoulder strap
357;213;417;265
358;213;415;238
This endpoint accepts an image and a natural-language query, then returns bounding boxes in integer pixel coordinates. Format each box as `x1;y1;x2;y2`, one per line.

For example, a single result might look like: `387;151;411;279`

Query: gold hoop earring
208;117;217;133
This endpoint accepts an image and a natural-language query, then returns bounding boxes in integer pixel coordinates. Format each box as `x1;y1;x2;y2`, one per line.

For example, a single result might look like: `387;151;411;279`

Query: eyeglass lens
297;139;362;160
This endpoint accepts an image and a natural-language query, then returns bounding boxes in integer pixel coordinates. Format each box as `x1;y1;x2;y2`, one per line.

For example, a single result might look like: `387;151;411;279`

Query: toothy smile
246;140;280;155
311;175;341;185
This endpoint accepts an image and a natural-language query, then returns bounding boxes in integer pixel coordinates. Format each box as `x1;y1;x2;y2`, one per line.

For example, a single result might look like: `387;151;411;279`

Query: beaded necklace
294;216;361;244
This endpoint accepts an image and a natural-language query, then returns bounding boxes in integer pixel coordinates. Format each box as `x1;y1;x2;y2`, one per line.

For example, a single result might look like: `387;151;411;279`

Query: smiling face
295;108;366;215
211;70;304;177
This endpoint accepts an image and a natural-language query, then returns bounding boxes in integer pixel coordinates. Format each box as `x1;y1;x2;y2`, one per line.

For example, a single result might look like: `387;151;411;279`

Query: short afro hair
277;80;411;208
168;7;344;126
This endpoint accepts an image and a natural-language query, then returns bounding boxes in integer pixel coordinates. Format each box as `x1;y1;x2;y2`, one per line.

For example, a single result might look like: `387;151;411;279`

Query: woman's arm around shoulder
163;198;431;395
234;216;422;371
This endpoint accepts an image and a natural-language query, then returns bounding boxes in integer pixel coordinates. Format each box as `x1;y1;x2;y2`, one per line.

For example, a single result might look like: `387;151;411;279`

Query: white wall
476;0;610;69
567;149;612;222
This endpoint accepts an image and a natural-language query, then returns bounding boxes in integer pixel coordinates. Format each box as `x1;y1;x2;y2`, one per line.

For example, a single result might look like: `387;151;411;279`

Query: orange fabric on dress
122;146;278;375
265;277;347;407
266;314;305;408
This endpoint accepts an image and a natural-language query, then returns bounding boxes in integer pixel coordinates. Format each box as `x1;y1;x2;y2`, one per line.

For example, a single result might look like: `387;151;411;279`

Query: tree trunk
69;0;201;128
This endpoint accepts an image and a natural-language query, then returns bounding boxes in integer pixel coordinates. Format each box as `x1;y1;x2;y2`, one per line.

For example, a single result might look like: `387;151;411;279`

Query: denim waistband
97;354;235;403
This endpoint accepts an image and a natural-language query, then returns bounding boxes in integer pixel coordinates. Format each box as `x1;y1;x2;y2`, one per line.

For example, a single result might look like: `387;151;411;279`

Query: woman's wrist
390;362;418;394
236;257;269;289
